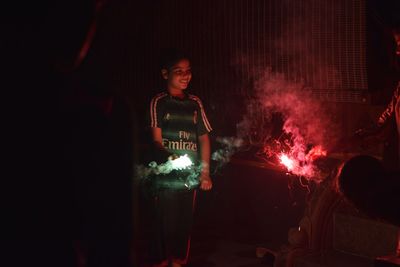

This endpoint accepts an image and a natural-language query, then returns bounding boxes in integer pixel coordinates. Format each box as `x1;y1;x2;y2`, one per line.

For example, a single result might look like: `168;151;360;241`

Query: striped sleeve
189;95;212;135
149;92;167;128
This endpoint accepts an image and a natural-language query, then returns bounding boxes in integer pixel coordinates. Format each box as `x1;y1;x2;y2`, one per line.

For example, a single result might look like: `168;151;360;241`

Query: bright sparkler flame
275;145;327;178
171;154;193;170
279;153;295;171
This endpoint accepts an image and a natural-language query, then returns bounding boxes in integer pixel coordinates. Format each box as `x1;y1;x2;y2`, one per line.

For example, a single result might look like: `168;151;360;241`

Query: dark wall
66;0;398;138
81;0;372;138
366;0;400;104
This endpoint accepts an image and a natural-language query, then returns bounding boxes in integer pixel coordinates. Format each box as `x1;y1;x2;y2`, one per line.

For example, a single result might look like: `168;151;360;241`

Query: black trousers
149;189;197;265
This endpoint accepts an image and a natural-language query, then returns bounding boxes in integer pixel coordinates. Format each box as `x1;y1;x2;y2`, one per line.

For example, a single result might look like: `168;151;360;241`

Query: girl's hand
199;174;212;191
167;154;179;161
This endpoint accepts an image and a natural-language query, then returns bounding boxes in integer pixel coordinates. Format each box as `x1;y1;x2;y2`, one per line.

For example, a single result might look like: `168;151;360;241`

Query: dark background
1;0;399;266
50;0;400;138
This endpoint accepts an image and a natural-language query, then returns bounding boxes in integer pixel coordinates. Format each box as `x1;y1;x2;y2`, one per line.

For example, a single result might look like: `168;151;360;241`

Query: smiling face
162;58;192;96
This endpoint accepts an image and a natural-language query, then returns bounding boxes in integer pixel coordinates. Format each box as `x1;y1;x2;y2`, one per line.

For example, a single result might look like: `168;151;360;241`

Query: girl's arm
151;127;164;148
199;133;212;190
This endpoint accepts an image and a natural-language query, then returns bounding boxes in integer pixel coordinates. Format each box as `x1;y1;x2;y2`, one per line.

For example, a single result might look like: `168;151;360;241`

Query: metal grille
140;0;368;103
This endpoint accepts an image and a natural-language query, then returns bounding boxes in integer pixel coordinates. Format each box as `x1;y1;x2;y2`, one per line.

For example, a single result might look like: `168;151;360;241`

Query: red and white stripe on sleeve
150;92;167;127
189;94;212;132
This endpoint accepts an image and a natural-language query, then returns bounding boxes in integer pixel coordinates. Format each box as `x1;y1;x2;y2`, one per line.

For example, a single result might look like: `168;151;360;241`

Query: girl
147;50;212;267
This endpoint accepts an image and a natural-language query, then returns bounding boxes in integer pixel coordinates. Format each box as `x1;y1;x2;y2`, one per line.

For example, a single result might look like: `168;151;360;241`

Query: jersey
149;92;212;164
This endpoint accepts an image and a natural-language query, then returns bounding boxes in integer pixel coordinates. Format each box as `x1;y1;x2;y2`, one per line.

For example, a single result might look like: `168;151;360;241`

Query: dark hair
159;48;189;70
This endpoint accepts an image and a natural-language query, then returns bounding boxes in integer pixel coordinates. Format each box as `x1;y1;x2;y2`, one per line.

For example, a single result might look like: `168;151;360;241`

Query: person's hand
168;154;179;161
199;174;212;191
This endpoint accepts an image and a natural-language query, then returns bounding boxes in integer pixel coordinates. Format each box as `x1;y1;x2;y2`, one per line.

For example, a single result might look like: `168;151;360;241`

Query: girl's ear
161;69;169;80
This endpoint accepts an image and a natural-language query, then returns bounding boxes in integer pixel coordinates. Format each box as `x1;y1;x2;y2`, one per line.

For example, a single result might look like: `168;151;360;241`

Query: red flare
279;153;295;171
306;145;327;161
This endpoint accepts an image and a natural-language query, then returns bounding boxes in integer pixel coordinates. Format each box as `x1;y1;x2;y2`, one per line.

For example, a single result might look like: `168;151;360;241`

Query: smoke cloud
253;69;338;179
212;68;340;181
136;155;202;189
211;136;243;174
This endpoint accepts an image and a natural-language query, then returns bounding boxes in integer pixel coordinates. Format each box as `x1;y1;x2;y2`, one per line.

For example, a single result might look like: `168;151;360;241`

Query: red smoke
239;69;338;181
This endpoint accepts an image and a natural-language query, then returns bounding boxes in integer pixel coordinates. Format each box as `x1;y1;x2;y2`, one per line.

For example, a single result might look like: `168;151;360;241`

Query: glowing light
171;154;193;170
279;153;295;171
273;144;328;179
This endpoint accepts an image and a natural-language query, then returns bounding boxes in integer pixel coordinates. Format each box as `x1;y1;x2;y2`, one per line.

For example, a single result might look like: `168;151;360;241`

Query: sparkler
136;154;199;190
234;69;338;182
136;154;194;178
279;153;295;171
170;154;193;170
273;141;327;180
